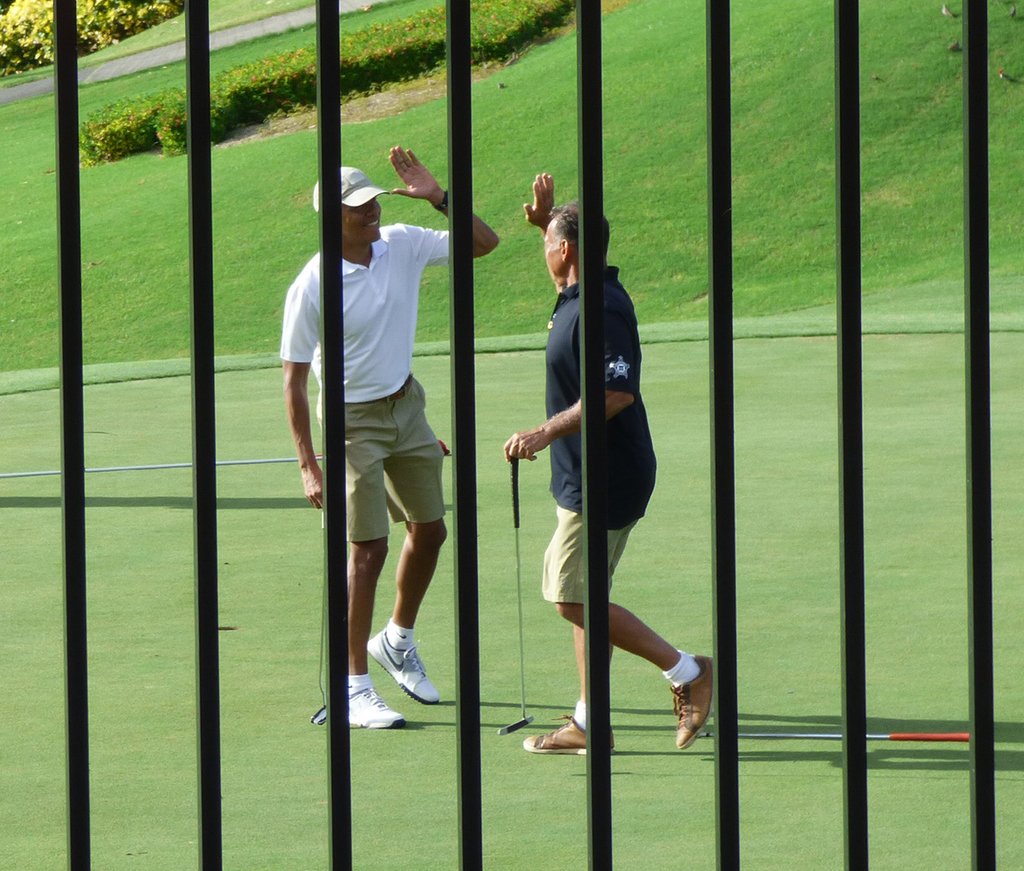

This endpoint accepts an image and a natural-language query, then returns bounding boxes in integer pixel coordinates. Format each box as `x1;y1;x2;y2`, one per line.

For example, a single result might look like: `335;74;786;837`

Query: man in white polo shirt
280;145;499;729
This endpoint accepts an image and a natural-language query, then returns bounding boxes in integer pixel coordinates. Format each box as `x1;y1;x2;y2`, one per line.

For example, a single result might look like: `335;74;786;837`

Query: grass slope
1;336;1022;868
1;0;1022;374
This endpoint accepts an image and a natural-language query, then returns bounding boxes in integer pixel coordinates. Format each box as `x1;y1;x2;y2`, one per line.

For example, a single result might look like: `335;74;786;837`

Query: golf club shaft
701;731;970;743
511;459;528;719
318;565;329;709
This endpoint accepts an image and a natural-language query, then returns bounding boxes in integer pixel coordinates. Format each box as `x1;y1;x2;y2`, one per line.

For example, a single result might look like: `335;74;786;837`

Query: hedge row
80;0;574;165
0;0;184;77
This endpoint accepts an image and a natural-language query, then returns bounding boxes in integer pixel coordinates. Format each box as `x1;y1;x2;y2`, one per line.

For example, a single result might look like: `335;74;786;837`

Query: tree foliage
0;0;184;76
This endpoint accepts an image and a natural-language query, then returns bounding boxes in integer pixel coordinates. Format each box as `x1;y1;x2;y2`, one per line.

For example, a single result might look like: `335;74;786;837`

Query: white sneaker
348;687;405;729
368;629;440;704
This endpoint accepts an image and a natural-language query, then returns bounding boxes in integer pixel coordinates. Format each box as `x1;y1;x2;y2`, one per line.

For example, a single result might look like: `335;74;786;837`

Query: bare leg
572;624;613;701
557;601;679;703
348;538;389;674
391;519;447;628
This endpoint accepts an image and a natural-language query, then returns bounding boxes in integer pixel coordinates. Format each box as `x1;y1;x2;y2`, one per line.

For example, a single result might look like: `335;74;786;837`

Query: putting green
1;335;1021;868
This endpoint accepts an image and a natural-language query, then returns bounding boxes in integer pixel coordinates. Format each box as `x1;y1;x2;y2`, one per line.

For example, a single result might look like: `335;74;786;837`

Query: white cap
313;166;390;211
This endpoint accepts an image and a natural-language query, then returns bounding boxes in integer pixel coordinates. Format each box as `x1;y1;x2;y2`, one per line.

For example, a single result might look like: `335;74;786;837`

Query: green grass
1;0;1022;374
2;334;1022;868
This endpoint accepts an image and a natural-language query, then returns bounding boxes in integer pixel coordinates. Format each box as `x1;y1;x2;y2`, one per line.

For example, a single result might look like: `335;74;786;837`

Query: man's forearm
504;391;635;461
435;200;499;257
543;390;634;439
282;363;319;468
284;391;318;466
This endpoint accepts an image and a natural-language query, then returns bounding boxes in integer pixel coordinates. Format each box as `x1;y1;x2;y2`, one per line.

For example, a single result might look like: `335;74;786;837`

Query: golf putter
311;568;329;725
498;458;534;735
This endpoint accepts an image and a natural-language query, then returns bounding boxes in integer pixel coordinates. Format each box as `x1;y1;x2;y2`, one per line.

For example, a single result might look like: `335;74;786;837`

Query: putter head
311;705;327;726
497;715;534;736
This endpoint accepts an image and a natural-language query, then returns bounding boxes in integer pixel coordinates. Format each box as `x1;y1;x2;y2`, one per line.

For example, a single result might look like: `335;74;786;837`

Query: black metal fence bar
962;0;996;867
833;1;869;867
53;1;90;867
575;2;612;868
314;0;351;865
184;0;223;867
705;0;740;867
444;1;484;868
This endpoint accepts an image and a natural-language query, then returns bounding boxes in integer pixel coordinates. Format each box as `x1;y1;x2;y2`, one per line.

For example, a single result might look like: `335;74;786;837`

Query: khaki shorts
542;506;637;604
321;377;445;542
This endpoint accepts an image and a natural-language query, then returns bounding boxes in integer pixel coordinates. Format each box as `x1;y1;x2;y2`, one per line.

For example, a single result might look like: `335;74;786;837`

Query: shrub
79;96;165;164
0;0;53;74
0;0;184;77
80;0;575;164
78;0;185;57
153;92;187;155
470;0;572;62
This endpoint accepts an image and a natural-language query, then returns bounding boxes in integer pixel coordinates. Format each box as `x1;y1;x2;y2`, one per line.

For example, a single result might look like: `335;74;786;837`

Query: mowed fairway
1;333;1022;870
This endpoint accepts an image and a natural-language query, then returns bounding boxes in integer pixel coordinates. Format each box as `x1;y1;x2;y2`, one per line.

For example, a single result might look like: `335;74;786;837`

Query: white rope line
0;456;315;480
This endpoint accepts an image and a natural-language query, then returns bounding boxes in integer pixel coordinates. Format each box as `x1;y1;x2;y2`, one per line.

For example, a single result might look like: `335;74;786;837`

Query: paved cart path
0;0;376;106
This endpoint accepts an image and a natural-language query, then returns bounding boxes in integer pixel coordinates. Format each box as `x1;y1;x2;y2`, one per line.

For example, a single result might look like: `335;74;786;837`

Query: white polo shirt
280;223;449;402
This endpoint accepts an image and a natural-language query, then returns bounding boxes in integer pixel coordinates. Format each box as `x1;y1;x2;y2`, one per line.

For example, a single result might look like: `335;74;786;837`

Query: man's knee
555;601;584;626
408;518;447;552
350;537;389;574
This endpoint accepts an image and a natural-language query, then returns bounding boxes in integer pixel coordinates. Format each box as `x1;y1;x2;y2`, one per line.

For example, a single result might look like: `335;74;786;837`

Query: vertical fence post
575;2;612;868
314;0;350;866
184;1;223;867
962;1;995;868
444;1;484;868
53;1;90;867
834;1;868;867
705;0;739;867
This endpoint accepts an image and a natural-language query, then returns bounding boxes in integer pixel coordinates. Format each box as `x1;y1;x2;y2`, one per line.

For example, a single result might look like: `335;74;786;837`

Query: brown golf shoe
672;655;714;749
522;716;614;755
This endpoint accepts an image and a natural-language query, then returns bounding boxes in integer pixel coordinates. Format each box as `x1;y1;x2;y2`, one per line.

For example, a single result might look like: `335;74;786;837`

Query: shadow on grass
0;495;309;509
0;496;455;511
387;700;458;732
340;701;1023;770
312;700;457;731
710;748;965;771
544;709;1024;770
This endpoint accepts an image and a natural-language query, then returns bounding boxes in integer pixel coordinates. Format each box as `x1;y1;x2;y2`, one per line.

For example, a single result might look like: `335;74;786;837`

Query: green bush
153;92;188;155
79;96;165;164
80;0;574;164
0;0;54;74
0;0;184;77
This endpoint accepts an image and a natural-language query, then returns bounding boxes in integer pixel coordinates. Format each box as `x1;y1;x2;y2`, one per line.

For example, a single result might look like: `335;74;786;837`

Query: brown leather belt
381;373;413;402
346;374;413;405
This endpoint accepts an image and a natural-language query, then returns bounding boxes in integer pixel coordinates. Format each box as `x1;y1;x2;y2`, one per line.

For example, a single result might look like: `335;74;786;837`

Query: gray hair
549;201;610;259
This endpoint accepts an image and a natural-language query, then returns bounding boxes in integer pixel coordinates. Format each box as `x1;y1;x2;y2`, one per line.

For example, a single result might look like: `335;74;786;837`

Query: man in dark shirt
503;174;713;753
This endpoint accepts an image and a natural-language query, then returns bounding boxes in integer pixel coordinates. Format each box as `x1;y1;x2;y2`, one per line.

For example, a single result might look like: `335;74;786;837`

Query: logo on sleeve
608;356;630;380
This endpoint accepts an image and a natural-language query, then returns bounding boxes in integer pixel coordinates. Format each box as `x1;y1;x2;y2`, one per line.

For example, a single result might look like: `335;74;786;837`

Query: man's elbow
473;233;500;259
605;389;635;417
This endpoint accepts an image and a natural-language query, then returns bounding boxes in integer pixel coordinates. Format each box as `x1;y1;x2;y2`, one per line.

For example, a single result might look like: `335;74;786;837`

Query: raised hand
389;146;445;206
523;172;555;230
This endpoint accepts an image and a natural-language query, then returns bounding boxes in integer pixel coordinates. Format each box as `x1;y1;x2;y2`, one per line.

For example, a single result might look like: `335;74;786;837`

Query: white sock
663;651;701;687
348;673;372;696
386;619;414;650
573;699;587;731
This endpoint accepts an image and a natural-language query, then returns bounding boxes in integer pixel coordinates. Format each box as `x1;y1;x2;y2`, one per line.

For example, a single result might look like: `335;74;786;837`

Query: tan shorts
321;376;445;542
541;506;637;604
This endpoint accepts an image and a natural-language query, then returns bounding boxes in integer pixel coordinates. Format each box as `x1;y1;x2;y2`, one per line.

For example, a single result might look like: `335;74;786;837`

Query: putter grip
510;458;520;529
